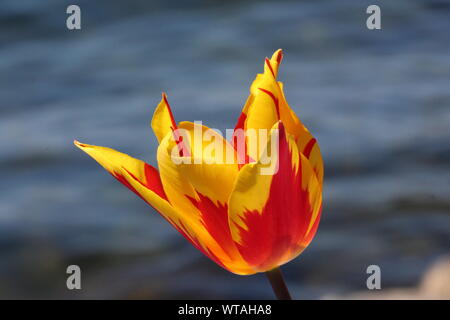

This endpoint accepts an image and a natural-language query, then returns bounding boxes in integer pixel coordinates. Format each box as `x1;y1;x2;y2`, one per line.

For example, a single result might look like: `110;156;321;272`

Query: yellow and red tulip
75;49;323;276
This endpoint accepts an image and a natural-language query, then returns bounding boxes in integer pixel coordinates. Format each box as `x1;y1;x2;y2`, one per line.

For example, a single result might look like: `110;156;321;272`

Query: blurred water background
0;0;449;299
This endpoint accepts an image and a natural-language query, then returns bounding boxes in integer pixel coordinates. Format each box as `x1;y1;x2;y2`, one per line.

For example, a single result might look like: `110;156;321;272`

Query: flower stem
265;267;292;300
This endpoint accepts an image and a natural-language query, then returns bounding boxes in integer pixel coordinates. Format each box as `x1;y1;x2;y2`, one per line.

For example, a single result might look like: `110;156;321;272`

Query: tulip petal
231;51;283;162
228;122;322;272
151;93;177;143
175;122;255;273
151;93;253;273
176;121;239;205
74;140;252;273
156;130;254;274
233;50;324;185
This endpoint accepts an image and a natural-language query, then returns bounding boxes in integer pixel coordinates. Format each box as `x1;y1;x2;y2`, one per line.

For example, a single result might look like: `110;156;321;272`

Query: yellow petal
268;48;283;78
234;49;324;185
234;50;285;161
151;93;177;143
74;140;251;273
156;131;254;274
159;121;254;274
176;121;239;205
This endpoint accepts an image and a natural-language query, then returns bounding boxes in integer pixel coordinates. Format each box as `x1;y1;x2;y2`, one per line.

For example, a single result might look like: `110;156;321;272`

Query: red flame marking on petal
235;125;319;270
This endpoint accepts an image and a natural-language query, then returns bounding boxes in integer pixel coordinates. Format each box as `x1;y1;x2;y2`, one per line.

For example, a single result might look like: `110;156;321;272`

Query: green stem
265;267;292;300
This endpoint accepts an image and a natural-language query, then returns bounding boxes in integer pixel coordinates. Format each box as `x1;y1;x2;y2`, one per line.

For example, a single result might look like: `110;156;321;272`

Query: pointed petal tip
272;49;283;64
74;140;86;148
74;140;94;152
152;91;177;143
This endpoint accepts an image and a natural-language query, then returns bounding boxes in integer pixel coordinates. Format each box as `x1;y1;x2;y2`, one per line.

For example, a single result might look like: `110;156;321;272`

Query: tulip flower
75;49;323;299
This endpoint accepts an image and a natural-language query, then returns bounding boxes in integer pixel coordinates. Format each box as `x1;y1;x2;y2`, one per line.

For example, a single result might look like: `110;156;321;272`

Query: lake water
0;0;449;298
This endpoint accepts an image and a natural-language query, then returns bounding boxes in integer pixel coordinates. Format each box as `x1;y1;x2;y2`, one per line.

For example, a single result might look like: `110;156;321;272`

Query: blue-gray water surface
0;0;449;299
